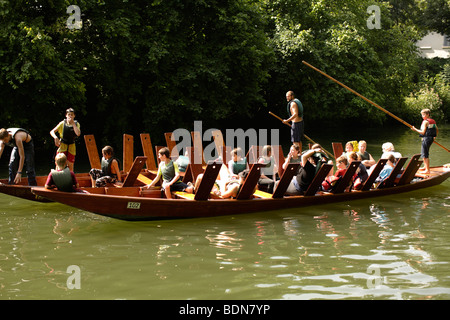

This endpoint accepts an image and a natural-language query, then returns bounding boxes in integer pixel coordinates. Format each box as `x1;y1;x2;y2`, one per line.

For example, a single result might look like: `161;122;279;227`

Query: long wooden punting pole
268;111;335;160
302;60;450;153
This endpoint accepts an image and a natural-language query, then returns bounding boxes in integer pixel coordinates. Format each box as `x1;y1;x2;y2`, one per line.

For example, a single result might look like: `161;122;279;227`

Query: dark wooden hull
31;167;450;221
0;174;92;203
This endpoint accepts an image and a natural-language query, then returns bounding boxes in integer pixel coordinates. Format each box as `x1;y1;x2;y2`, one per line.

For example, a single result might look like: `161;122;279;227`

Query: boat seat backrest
361;159;388;191
272;162;301;198
304;163;333;196
236;163;264;200
397;154;422;186
194;161;222;201
378;157;408;189
332;161;361;194
332;142;344;160
84;135;101;169
140;133;157;171
122;156;147;187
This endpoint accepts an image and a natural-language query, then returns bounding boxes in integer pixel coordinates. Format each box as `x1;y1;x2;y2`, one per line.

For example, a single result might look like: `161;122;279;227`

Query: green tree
262;0;424;126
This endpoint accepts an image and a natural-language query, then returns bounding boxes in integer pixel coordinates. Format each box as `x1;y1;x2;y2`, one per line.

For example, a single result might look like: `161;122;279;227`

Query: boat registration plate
127;202;141;210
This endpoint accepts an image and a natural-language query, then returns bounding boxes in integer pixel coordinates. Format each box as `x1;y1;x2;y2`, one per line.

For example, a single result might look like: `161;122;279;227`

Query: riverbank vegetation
0;0;449;151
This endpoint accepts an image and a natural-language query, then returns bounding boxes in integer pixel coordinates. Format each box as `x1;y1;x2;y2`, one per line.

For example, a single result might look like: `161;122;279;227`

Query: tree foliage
0;0;448;154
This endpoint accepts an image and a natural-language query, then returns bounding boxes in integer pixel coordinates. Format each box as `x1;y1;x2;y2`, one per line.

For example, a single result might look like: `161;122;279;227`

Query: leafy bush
404;84;444;123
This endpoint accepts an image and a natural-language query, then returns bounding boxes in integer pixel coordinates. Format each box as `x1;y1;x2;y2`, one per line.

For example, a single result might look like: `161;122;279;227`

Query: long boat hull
0;174;92;202
31;167;450;221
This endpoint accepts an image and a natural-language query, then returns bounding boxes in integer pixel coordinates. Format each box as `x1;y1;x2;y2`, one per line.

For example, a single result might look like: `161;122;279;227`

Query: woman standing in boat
50;108;81;172
411;108;438;174
144;147;193;199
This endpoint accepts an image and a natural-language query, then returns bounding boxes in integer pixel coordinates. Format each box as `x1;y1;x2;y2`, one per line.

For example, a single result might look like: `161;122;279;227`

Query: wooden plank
246;145;260;165
219;145;231;165
164;132;178;159
332;161;361;194
272;145;285;178
332;142;344;159
361;159;388;191
397;154;422;186
186;146;204;182
84;135;101;169
191;131;206;166
140;133;157;171
236;163;264;200
155;146;164;164
211;129;225;150
122;156;147;187
253;189;273;199
123;134;134;172
378;157;408;189
137;174;153;185
304;163;333;196
272;163;300;198
193;161;222;200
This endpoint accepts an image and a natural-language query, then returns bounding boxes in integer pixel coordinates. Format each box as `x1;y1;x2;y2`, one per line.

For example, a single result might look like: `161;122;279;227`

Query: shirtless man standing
283;91;304;152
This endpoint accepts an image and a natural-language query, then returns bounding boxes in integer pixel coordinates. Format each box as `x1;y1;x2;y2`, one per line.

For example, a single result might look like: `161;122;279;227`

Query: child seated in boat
322;155;347;192
358;140;376;168
89;146;122;187
144;147;193;199
374;154;396;187
381;142;402;159
45;153;80;192
348;152;368;190
341;141;358;160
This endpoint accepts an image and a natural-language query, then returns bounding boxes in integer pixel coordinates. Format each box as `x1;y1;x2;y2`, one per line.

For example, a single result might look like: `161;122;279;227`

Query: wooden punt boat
31;157;450;221
0;133;157;202
0;156;152;202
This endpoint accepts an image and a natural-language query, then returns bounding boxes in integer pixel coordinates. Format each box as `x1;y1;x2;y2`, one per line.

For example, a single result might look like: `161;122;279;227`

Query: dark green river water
1;124;449;300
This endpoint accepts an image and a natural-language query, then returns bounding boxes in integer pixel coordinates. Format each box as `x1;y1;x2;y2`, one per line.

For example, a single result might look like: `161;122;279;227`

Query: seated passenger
282;145;326;195
257;145;276;193
341;140;358;160
89;146;122;187
381;142;402;159
193;173;221;197
228;147;248;178
175;151;190;175
374;154;396;187
144;147;193;199
220;170;250;199
45;153;80;192
348;152;368;190
321;155;347;192
282;144;301;170
357;140;376;168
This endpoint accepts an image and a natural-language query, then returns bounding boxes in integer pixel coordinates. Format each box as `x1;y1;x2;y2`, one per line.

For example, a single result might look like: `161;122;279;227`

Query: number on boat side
127;202;141;210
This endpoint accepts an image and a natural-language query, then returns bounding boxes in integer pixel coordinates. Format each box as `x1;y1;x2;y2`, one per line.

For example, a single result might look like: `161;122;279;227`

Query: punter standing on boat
411;108;438;174
283;91;304;151
0;128;37;185
50;108;81;172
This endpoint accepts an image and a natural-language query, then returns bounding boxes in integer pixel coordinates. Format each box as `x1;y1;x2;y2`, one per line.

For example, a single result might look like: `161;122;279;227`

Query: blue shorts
421;137;434;158
291;121;304;143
